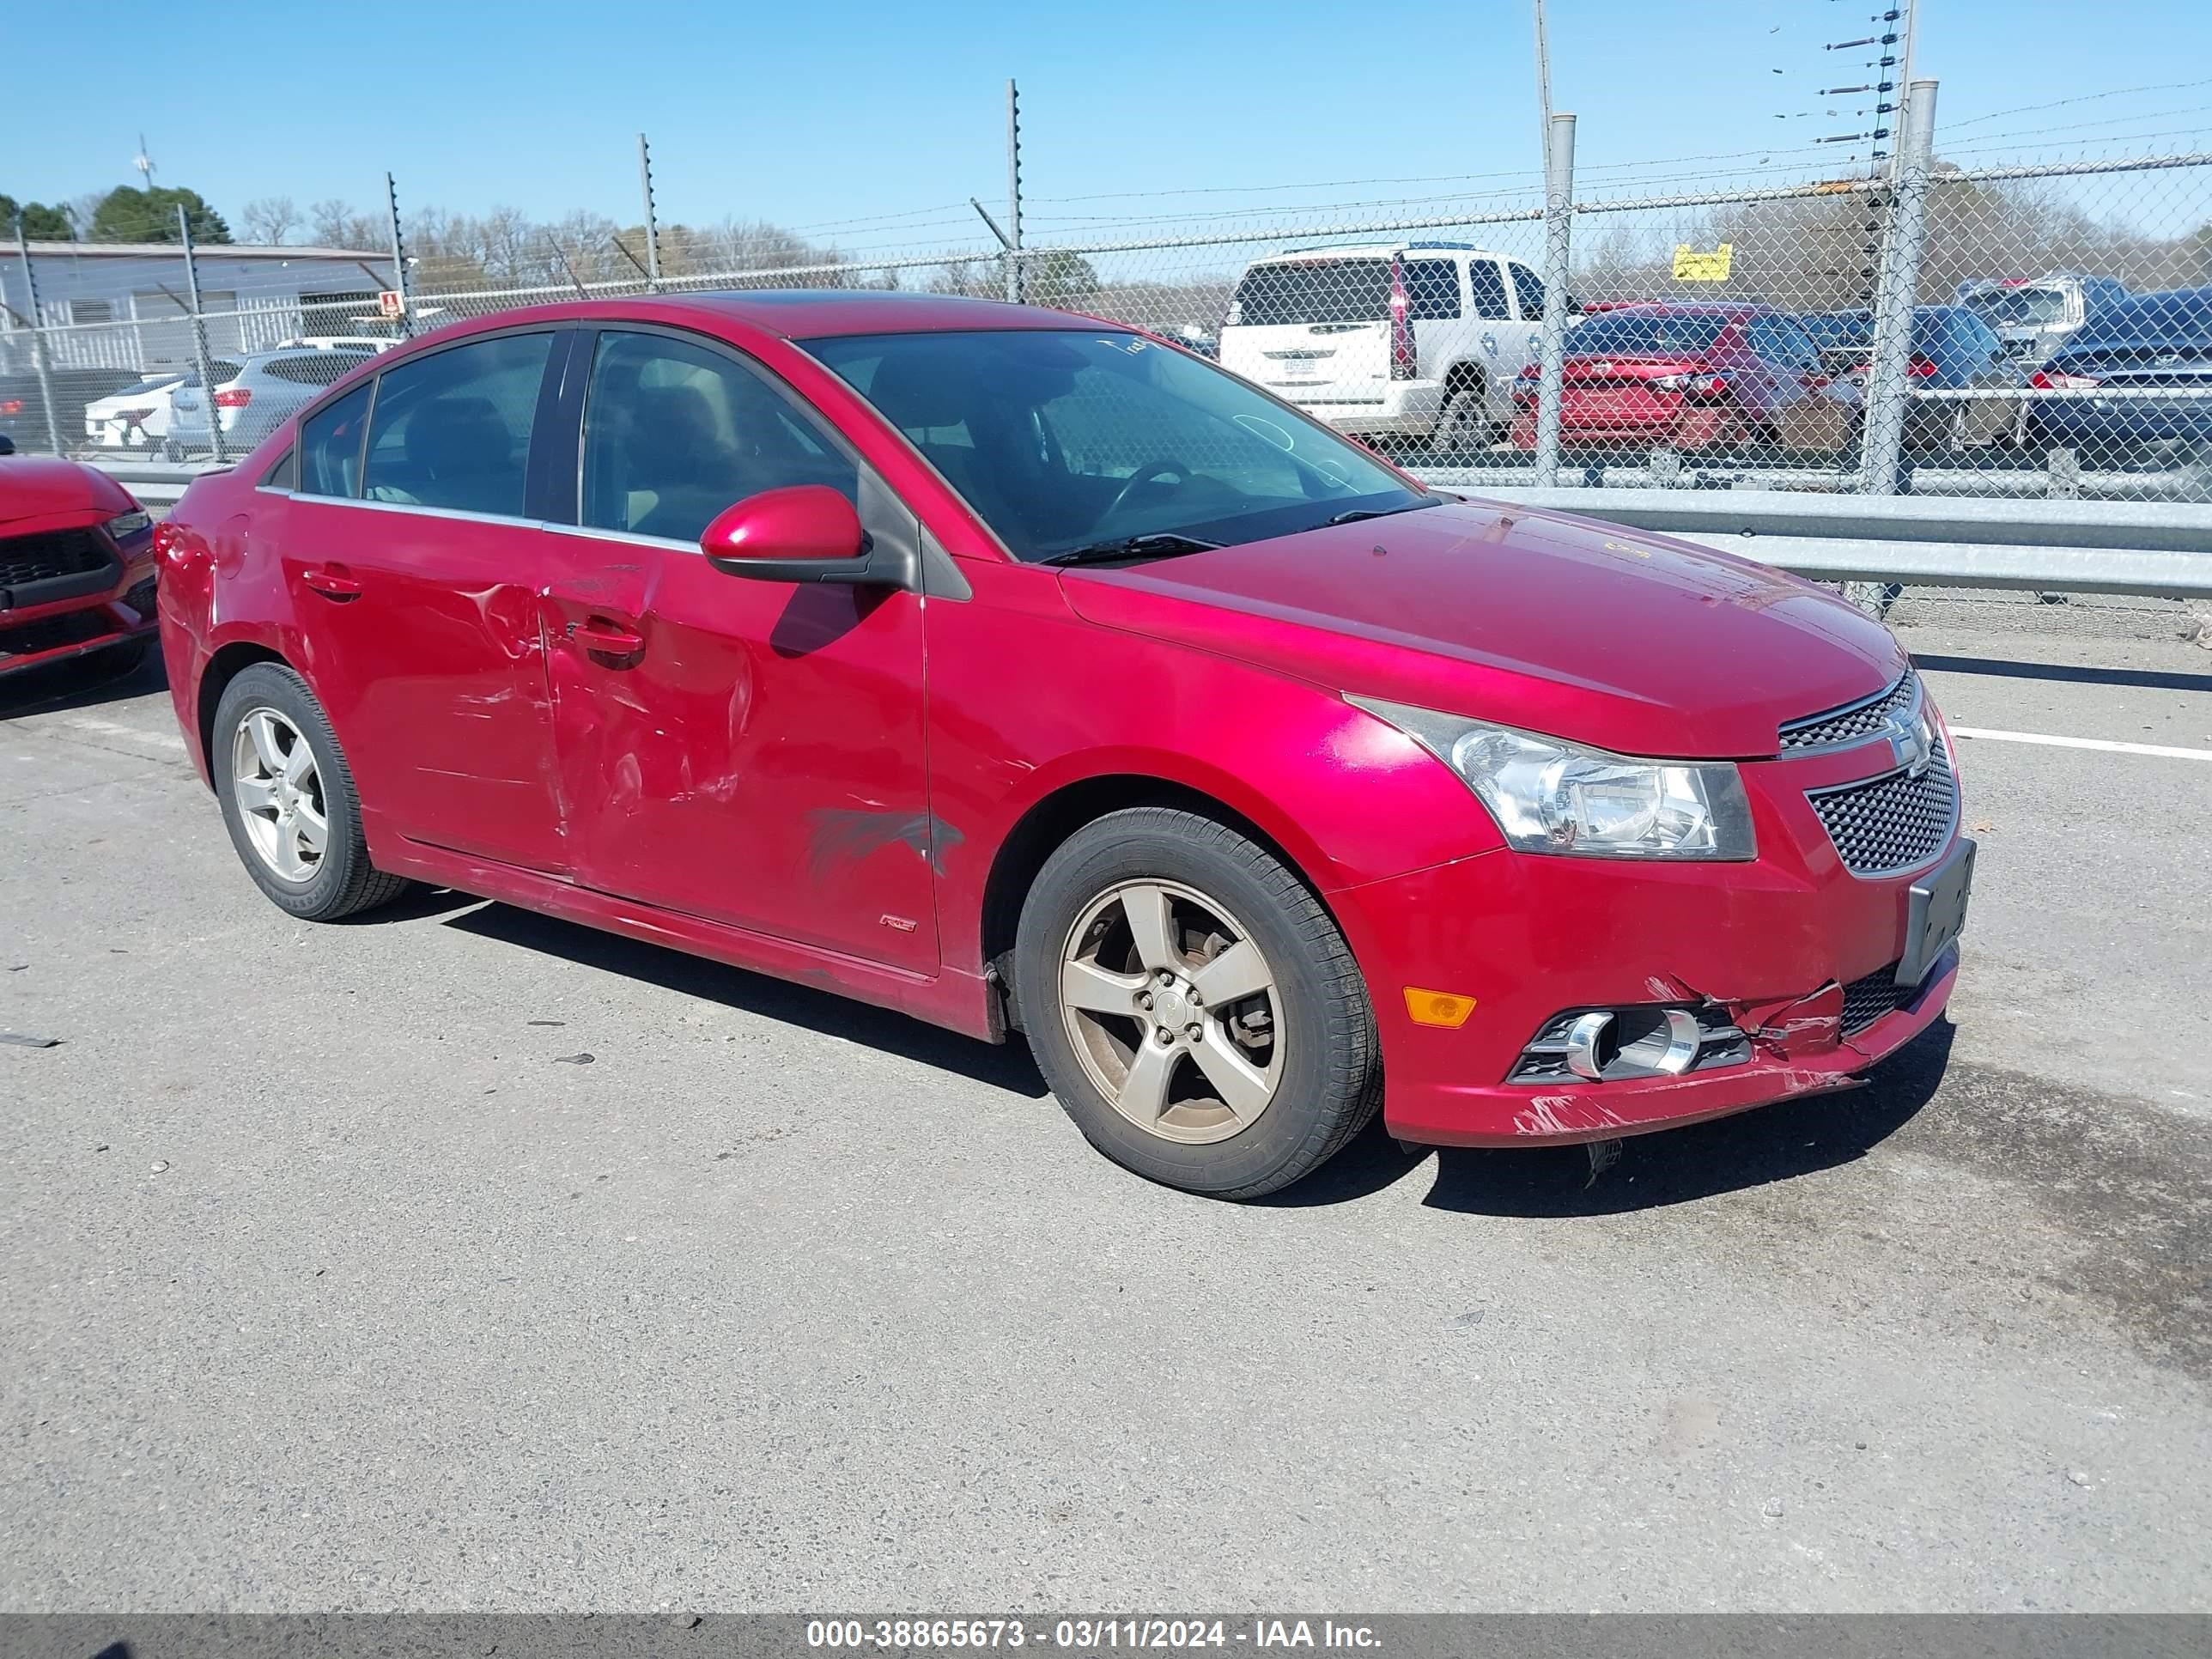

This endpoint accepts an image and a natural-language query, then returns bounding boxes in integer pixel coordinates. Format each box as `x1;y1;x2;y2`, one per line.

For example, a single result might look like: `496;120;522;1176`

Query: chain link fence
7;85;2209;517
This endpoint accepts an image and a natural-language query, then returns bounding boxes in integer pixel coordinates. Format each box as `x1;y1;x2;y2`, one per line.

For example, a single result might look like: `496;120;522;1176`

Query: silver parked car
165;342;383;458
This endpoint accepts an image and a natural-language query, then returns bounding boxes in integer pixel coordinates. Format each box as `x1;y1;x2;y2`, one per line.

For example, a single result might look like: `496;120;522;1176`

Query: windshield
1230;258;1394;326
1563;313;1730;357
803;329;1425;562
1960;285;2069;328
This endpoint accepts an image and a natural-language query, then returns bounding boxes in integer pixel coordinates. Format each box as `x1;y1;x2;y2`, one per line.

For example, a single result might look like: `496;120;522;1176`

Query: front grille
1808;744;1957;877
0;608;113;662
0;529;112;591
1778;672;1917;752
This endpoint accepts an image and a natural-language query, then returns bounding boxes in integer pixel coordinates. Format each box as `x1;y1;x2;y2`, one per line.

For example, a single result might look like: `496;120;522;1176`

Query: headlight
1347;694;1757;860
104;510;153;542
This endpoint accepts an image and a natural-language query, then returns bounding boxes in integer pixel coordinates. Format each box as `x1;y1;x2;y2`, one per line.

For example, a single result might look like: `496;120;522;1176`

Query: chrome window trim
282;493;545;531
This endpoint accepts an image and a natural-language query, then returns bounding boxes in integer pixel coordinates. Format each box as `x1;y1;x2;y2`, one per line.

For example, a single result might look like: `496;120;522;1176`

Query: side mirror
702;484;877;585
0;433;15;456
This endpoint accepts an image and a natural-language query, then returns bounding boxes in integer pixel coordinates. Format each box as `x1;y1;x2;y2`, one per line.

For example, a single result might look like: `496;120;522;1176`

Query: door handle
301;566;363;600
569;617;647;657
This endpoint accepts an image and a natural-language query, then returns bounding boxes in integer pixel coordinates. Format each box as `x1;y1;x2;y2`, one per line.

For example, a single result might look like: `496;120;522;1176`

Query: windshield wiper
1325;498;1445;526
1039;532;1224;568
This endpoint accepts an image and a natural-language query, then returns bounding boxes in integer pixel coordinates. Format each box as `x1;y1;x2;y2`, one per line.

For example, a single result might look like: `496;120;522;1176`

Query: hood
0;458;137;527
1058;501;1907;760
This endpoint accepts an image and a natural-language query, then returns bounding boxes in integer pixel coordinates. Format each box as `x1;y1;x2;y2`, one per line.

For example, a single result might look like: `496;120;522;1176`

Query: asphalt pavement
2;614;2208;1613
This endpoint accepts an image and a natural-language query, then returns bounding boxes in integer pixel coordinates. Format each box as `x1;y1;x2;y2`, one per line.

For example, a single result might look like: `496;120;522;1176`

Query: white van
1218;242;1548;454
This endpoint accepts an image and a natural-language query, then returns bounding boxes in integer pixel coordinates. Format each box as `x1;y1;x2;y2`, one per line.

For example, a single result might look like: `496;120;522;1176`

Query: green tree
88;185;231;245
1024;248;1100;309
0;194;74;240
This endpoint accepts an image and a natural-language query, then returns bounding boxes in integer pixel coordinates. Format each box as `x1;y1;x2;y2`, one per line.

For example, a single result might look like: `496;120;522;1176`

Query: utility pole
1533;0;1554;161
177;205;228;466
1005;78;1024;304
637;132;664;291
385;172;415;341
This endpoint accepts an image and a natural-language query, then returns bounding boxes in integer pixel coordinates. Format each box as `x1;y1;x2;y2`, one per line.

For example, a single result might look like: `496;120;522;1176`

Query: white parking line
1950;726;2212;763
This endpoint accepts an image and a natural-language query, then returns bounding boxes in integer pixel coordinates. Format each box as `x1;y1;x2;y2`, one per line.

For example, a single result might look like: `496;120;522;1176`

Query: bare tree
240;196;301;245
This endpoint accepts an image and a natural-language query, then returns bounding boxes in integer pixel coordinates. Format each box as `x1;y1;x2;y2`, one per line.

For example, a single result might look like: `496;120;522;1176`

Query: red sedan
155;293;1968;1198
1;449;160;680
1513;303;1859;454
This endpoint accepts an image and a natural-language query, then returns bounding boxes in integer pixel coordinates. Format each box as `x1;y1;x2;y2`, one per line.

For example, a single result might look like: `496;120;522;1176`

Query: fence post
1532;110;1577;489
637;132;663;292
1859;77;1938;496
9;216;66;457
385;172;416;341
1004;78;1024;304
176;205;228;467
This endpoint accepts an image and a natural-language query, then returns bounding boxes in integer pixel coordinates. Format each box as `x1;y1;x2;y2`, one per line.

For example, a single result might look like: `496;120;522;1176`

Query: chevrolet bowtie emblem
1886;711;1933;777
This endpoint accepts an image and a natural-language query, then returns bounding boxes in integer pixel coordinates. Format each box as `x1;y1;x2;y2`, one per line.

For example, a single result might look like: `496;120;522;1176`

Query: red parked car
1513;303;1859;455
1;444;160;680
155;294;1970;1198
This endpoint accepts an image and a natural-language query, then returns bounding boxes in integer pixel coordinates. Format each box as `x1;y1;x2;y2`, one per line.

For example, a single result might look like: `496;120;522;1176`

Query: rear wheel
1015;807;1382;1199
211;663;413;921
1428;376;1494;460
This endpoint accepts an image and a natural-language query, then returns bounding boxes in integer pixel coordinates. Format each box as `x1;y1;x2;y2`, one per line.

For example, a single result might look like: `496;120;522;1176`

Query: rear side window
1467;260;1511;321
1510;264;1547;321
297;383;372;498
1401;259;1461;320
263;353;372;386
1230;259;1391;326
360;333;554;517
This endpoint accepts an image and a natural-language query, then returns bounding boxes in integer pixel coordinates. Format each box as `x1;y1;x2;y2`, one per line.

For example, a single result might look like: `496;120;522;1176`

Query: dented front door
536;523;939;974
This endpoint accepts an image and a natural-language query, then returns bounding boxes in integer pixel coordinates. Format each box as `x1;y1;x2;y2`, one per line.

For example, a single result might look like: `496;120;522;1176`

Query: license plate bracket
1896;836;1975;988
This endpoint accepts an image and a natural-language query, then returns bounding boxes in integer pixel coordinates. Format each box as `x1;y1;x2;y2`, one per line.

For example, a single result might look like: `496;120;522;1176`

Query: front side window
1467;260;1511;321
806;329;1428;562
297;382;372;498
360;332;553;517
580;331;858;542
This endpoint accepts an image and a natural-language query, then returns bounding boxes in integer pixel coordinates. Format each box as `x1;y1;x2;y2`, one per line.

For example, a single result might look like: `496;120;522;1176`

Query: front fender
925;565;1504;976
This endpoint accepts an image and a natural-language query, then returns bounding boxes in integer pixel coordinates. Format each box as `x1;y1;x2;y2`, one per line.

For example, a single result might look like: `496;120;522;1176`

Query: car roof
1248;242;1502;263
369;290;1123;349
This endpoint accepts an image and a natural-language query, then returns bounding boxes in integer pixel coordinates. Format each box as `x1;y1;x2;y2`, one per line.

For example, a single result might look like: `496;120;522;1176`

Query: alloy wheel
231;707;328;884
1057;879;1285;1144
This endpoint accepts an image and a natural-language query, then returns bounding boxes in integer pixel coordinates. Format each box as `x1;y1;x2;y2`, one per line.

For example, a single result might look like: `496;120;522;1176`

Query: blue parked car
2025;288;2212;461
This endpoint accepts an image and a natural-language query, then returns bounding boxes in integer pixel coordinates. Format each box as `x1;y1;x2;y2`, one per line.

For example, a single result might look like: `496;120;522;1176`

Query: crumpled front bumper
1326;825;1963;1149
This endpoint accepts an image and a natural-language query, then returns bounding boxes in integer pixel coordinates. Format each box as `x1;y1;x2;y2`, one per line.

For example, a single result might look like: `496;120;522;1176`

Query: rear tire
1428;378;1494;461
211;663;413;921
1014;807;1382;1200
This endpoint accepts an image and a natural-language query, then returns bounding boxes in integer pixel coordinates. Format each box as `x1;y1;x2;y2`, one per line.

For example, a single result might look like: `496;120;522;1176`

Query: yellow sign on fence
1673;243;1735;283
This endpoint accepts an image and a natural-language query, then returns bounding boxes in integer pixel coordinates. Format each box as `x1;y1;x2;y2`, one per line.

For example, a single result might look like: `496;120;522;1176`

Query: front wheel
1015;807;1382;1199
211;663;414;921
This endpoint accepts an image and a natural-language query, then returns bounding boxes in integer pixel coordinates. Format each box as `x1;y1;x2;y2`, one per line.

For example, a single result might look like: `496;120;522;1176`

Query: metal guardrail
90;463;2212;601
1425;486;2212;600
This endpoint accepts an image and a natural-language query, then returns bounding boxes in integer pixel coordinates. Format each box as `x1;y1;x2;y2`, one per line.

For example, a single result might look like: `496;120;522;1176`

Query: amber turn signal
1403;988;1477;1029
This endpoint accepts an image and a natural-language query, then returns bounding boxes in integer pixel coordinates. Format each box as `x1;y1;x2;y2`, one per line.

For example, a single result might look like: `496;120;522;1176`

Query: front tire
1014;807;1382;1199
211;663;413;921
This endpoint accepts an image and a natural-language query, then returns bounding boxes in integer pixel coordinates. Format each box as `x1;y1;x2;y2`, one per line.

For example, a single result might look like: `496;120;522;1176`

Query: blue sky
7;0;2208;247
